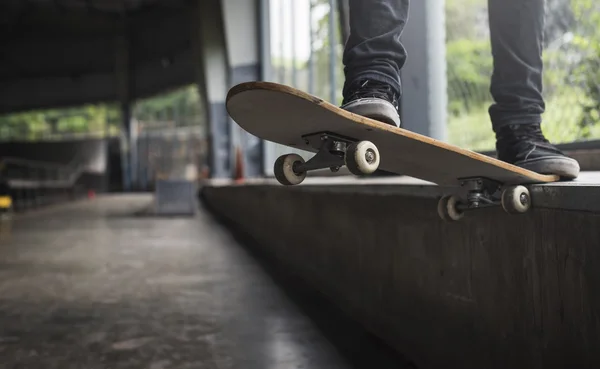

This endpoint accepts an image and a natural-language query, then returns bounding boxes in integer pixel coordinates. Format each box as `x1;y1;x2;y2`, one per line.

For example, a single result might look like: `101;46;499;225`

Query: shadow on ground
200;199;418;369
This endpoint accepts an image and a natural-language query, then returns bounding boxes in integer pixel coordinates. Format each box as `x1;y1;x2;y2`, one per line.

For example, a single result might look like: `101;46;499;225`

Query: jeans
342;0;546;131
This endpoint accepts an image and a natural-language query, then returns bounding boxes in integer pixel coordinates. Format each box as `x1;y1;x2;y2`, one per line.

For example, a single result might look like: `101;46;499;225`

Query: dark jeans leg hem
492;115;542;131
344;71;402;97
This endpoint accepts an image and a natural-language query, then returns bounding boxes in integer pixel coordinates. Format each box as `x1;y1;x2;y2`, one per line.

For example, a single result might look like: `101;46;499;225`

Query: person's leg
340;0;410;127
488;0;580;178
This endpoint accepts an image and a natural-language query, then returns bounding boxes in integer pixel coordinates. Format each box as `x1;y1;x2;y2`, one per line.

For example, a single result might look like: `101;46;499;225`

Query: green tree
133;85;203;127
568;0;600;136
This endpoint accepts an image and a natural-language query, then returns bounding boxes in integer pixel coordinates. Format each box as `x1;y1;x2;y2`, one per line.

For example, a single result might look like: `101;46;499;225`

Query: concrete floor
0;195;412;369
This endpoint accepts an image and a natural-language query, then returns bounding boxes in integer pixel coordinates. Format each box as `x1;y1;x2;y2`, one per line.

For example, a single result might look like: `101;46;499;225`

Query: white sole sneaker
341;98;401;127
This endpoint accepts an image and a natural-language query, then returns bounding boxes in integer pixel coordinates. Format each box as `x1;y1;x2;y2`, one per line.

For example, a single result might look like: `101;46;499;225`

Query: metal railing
0;156;88;212
1;157;85;189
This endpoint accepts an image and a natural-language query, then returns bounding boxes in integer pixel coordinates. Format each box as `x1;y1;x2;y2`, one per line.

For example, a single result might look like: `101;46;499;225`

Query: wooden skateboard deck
226;81;559;187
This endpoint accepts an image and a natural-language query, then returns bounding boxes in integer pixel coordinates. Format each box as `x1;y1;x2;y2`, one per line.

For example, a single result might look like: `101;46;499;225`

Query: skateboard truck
273;132;381;185
437;177;532;221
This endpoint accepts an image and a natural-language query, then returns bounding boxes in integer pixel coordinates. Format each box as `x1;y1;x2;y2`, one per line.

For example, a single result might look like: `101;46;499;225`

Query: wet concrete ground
0;195;414;369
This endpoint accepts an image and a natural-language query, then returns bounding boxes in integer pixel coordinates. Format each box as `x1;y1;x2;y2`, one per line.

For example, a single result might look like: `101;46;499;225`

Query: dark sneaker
495;123;580;179
341;79;401;127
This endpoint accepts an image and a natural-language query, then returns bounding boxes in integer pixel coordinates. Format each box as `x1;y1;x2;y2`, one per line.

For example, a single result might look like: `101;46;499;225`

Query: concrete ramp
201;176;600;369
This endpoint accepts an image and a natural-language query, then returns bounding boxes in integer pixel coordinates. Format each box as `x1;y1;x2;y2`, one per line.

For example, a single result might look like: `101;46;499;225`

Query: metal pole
291;0;297;87
308;0;315;94
279;0;286;83
328;0;337;103
121;102;131;191
259;0;274;176
258;0;271;175
259;0;272;82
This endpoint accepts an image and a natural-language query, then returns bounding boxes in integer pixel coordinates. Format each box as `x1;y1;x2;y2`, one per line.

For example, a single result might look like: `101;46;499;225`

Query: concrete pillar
222;0;263;178
118;103;132;190
400;0;447;140
191;0;231;179
115;20;133;190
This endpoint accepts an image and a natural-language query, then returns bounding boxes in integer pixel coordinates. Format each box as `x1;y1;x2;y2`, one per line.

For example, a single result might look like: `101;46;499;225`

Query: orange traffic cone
233;147;244;183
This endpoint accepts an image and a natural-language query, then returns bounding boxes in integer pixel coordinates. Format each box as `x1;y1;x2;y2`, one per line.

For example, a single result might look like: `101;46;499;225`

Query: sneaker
341;79;401;127
495;123;580;179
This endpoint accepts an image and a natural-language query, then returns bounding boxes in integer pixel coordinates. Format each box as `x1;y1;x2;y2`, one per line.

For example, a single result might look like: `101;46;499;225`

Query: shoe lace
347;80;399;107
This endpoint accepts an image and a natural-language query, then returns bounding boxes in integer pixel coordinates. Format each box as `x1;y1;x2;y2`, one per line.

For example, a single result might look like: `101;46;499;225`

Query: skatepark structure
2;1;600;368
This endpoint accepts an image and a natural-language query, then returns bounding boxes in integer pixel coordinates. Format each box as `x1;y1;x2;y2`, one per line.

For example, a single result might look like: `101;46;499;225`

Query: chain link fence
133;124;206;191
129;85;207;190
264;0;600;163
446;0;600;150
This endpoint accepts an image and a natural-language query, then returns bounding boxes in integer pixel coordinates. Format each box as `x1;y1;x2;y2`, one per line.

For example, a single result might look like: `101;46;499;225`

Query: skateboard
225;81;559;221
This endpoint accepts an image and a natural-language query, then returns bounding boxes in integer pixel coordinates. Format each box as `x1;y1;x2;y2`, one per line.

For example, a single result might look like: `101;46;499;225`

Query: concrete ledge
207;171;600;211
200;176;600;369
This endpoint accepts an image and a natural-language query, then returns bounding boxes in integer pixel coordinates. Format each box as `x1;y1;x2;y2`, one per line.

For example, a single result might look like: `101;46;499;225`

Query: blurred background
2;0;599;196
1;2;599;368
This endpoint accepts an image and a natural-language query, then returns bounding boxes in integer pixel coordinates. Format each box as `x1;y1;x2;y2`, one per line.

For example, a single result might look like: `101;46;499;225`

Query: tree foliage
133;85;203;126
0;104;120;140
567;0;600;134
445;0;600;146
0;84;203;141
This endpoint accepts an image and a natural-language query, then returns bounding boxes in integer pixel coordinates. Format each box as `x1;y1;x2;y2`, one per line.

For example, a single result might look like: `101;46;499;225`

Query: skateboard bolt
365;149;376;164
519;193;529;206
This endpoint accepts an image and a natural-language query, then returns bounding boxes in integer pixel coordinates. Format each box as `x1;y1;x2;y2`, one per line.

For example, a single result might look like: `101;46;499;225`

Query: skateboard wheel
274;154;306;185
437;195;464;221
501;185;530;214
345;141;380;175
